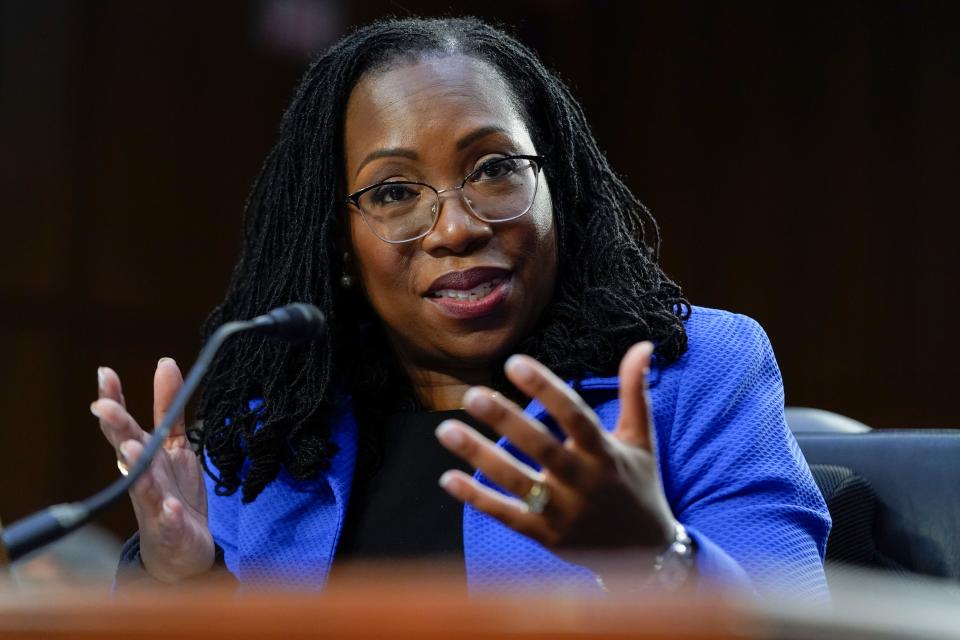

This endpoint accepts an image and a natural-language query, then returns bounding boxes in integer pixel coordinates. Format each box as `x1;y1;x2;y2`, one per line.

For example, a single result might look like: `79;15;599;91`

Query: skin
92;54;678;584
93;361;213;582
343;55;558;410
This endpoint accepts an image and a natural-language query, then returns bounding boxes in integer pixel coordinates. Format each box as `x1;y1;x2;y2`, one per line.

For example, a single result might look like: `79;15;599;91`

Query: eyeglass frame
344;154;546;244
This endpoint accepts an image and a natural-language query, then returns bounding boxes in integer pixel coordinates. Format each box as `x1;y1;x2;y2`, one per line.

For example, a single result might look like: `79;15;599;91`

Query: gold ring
117;458;129;477
523;479;550;514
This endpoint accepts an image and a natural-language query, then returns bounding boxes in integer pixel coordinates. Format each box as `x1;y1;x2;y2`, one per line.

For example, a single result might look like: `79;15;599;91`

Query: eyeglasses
345;155;545;244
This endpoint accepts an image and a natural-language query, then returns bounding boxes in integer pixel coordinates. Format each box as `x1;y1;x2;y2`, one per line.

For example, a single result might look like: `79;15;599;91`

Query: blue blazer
206;307;830;597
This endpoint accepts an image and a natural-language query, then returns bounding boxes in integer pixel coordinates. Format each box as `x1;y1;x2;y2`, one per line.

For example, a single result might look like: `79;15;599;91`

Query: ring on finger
523;477;551;514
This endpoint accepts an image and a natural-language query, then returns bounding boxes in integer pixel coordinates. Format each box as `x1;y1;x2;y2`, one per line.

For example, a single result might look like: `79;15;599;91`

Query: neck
381;329;496;410
401;360;493;411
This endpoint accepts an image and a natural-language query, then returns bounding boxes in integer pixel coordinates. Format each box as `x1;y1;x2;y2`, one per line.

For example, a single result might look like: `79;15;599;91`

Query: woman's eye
471;157;520;182
369;183;418;206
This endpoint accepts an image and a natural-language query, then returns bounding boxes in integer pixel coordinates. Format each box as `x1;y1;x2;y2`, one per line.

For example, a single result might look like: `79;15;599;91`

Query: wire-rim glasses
345;155;545;244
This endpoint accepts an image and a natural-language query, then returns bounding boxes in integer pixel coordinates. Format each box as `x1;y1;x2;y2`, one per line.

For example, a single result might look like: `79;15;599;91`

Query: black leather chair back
795;430;960;580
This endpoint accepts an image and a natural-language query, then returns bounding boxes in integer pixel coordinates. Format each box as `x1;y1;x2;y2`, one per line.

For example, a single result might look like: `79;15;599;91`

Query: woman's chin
417;321;527;369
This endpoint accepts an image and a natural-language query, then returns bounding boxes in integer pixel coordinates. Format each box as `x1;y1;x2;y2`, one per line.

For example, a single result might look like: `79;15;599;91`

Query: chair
786;407;960;580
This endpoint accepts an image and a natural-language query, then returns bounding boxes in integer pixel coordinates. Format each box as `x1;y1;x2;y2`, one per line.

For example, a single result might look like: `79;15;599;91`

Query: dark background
1;1;957;541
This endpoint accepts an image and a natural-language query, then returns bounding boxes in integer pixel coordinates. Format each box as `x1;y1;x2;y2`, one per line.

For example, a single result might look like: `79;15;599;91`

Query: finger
97;366;126;408
504;355;606;456
120;439;164;519
435;419;542;499
613;341;655;451
153;357;187;445
439;470;551;541
157;496;186;538
462;387;583;485
92;398;148;450
123;445;190;552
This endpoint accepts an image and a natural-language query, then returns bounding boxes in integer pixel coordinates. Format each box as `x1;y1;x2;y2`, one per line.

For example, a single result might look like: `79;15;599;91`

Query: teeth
434;278;502;301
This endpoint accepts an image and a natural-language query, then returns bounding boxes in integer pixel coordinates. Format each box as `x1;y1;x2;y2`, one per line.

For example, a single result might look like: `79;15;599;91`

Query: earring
340;251;353;289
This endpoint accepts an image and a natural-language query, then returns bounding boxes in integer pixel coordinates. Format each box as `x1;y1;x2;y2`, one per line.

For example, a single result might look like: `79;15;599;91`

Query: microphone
249;302;326;342
0;303;325;564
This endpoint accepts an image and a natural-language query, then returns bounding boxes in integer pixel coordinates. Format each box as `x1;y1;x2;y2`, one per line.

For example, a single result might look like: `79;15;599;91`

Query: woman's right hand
92;358;215;582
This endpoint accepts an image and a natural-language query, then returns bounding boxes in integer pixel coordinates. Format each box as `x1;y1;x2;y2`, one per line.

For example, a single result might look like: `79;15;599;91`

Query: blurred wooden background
1;0;957;541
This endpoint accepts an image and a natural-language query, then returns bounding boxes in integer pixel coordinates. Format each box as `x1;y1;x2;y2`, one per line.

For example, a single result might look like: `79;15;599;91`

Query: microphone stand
0;304;323;564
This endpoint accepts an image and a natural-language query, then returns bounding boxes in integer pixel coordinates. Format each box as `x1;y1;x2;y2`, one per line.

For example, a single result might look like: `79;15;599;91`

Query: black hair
194;16;691;503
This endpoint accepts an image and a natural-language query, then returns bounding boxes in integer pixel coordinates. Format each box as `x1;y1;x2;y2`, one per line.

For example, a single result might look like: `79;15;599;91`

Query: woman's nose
420;190;493;255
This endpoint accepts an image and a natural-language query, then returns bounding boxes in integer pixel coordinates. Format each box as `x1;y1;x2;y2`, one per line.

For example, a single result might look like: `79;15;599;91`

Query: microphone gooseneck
0;303;325;563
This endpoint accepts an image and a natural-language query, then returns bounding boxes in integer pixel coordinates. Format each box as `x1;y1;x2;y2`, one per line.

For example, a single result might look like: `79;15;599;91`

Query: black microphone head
253;303;326;342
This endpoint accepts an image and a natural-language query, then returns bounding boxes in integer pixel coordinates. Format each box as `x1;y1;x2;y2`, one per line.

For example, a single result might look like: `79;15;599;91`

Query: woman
93;17;829;596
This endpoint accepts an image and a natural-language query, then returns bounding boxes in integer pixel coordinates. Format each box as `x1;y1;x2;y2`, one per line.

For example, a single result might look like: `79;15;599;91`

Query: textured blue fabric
205;306;830;597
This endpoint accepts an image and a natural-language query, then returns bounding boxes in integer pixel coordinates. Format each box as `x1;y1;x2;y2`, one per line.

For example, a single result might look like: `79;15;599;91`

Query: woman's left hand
436;341;677;563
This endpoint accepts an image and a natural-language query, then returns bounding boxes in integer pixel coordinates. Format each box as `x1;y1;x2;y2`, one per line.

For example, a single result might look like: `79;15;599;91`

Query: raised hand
92;359;214;582
436;342;677;562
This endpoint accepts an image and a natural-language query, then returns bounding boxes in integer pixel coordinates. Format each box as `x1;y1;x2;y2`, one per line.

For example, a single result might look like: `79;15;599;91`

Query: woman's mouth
431;277;504;301
425;268;513;319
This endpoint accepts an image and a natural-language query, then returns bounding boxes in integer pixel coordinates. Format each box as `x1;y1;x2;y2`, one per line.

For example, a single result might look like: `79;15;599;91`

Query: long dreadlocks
194;17;691;503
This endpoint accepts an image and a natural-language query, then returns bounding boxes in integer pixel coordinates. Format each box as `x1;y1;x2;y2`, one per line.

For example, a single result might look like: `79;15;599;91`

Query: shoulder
579;306;780;438
661;305;782;413
659;305;777;393
681;305;771;363
578;306;775;396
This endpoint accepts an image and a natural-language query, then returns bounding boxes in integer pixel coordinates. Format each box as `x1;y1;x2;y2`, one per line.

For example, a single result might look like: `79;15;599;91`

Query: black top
335;409;494;563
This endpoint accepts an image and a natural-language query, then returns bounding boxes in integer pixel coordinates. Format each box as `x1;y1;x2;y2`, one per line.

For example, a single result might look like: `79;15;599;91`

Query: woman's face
342;55;558;374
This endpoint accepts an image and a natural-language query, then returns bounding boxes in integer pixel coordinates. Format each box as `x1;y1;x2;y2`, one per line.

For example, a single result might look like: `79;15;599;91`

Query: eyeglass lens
356;157;539;243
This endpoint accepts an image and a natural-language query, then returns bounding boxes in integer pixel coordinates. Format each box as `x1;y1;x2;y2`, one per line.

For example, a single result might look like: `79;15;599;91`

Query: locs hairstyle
194;17;691;503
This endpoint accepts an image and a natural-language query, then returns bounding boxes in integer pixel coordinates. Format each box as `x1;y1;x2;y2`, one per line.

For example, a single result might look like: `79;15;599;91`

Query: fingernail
157;357;174;367
435;421;464;448
463;387;492;413
641;341;654;374
505;356;534;383
97;367;106;392
118;443;129;464
162;499;174;517
438;470;457;491
90;401;101;418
